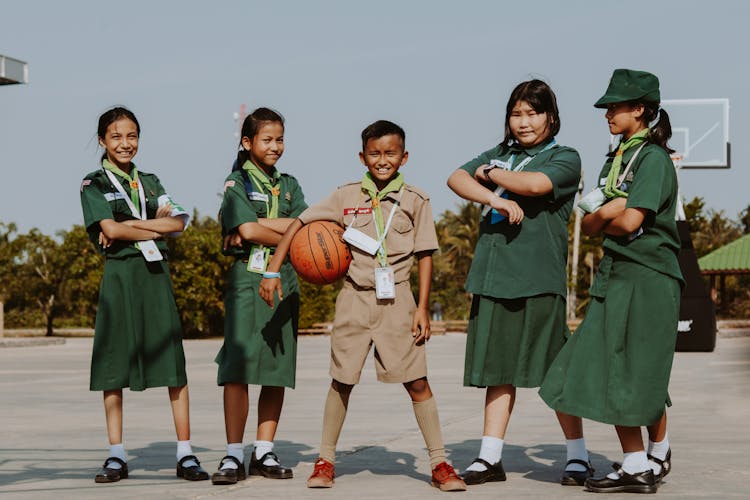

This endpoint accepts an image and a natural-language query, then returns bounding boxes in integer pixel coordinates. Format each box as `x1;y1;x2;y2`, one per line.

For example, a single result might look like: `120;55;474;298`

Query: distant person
447;80;587;486
540;69;682;493
211;108;307;484
260;120;466;492
431;300;443;322
80;106;208;483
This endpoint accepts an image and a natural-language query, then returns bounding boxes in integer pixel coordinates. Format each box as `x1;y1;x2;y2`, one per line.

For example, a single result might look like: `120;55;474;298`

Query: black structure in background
676;220;716;352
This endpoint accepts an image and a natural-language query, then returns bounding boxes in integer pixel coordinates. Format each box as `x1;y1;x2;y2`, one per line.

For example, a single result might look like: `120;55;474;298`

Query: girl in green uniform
447;80;589;486
540;69;682;494
80;107;208;483
211;108;307;484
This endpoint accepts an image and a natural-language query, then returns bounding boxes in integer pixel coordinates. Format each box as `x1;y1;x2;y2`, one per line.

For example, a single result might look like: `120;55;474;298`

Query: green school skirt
90;257;187;392
539;256;680;426
215;260;300;388
464;293;568;388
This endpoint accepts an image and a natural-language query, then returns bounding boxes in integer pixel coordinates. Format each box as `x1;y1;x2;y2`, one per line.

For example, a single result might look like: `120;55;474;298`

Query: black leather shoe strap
179;454;201;467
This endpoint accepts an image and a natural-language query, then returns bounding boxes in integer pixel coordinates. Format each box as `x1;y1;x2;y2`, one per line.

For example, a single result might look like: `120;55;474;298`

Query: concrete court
0;333;748;499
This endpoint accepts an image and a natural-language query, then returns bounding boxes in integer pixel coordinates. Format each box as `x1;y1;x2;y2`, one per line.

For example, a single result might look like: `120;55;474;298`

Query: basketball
289;221;352;285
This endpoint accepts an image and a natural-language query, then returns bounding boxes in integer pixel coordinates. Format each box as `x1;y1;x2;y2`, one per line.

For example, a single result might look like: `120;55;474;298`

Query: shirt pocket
386;211;414;256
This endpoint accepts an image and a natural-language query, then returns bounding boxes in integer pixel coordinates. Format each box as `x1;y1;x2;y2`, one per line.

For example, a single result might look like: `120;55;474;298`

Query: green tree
0;222;20;333
167;210;229;338
432;202;482;320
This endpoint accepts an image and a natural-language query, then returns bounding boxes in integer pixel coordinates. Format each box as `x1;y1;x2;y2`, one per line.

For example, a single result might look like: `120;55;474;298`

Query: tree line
1;197;748;337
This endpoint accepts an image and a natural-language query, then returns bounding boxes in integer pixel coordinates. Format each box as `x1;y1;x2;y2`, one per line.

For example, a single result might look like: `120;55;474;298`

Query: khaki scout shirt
598;144;683;284
299;181;439;288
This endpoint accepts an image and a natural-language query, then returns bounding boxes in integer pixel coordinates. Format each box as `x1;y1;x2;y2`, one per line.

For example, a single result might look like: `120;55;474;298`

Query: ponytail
641;102;674;154
232;107;284;171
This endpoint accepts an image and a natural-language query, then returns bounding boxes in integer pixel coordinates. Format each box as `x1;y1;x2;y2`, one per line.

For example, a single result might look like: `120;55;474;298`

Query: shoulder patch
223;180;236;192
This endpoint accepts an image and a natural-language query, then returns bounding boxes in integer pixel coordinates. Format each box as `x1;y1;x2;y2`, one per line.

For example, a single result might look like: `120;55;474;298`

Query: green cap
594;69;660;108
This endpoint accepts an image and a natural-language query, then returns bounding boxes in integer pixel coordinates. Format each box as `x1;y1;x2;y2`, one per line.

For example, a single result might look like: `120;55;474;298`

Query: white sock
220;443;244;469
648;433;669;475
108;443;127;469
622;451;650;474
565;438;589;472
465;436;503;472
177;440;197;467
254;440;279;466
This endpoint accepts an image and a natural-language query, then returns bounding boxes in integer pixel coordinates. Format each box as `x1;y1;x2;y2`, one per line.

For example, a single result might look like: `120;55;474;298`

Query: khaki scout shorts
330;280;427;385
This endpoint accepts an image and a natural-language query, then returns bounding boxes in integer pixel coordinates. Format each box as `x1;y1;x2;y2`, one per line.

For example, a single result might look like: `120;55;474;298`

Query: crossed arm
581;197;646;237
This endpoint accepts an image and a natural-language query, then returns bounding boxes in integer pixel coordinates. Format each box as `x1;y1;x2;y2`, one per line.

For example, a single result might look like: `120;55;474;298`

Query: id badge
374;266;396;300
343;226;381;255
247;245;270;274
137;240;163;262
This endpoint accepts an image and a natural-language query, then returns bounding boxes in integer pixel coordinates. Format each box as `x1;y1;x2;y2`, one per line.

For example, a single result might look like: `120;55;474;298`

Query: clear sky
1;0;748;235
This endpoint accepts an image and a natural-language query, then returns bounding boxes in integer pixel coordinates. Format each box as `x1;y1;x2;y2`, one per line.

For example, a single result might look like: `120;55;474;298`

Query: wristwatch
482;164;498;178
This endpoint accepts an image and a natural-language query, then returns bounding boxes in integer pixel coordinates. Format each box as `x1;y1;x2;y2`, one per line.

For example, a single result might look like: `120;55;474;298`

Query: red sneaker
307;458;335;488
431;461;467;492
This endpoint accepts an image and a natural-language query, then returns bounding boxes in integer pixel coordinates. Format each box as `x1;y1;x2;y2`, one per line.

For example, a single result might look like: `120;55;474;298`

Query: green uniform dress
215;164;307;388
460;139;581;388
80;167;188;392
539;144;684;426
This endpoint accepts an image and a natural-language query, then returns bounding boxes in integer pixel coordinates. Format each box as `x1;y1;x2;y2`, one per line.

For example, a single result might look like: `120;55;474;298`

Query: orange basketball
289;221;352;285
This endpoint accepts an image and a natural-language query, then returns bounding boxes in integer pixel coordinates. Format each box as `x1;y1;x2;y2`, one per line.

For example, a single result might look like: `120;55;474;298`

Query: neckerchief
361;172;405;266
103;158;140;209
604;128;649;198
242;160;281;218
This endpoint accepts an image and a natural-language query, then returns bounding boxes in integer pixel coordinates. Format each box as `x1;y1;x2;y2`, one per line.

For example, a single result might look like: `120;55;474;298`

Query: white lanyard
481;140;557;217
104;169;148;220
371;187;404;247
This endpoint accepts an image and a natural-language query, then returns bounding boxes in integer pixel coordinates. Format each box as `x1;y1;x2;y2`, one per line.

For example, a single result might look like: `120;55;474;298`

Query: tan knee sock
412;397;447;468
319;385;349;463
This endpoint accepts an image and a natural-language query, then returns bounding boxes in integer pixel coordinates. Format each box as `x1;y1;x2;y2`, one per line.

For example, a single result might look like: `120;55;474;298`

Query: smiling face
359;134;409;190
508;100;551;148
99;117;139;170
242;121;284;172
605;102;646;139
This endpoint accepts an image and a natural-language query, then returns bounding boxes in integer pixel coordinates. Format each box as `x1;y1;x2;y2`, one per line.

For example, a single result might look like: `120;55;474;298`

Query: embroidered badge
150;189;156;196
625;171;634;182
285;192;291;201
343;208;373;215
80;179;92;192
223;180;236;192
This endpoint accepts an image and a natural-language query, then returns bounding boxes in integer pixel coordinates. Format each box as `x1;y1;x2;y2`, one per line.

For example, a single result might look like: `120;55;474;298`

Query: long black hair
97;106;140;162
502;79;560;146
233;107;284;171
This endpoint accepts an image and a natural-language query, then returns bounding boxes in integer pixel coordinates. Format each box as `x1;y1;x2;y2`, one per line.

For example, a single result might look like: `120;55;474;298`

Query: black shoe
648;448;671;483
249;451;293;479
176;455;209;481
584;464;658;494
560;458;594;486
94;457;129;483
211;455;246;485
460;458;506;485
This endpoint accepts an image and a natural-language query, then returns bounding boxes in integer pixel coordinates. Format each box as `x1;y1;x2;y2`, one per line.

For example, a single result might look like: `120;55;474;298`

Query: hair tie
648;107;662;129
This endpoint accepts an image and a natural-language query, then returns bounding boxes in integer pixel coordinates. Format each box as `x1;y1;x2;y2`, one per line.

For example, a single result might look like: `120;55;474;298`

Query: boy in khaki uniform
259;120;466;492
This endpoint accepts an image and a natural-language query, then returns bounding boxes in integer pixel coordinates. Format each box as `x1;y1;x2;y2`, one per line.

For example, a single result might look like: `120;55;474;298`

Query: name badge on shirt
248;192;269;202
137;240;164;262
104;192;127;202
247;245;270;273
343;208;373;215
374;266;396;300
599;177;608;186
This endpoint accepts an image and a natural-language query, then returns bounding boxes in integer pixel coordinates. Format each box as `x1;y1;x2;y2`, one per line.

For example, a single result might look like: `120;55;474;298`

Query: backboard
662;98;730;169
